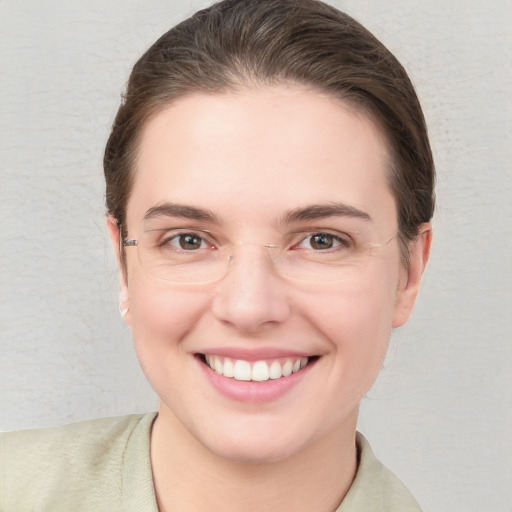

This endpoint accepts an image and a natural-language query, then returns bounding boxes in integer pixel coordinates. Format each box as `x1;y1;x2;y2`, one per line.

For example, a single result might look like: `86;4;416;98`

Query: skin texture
108;85;431;511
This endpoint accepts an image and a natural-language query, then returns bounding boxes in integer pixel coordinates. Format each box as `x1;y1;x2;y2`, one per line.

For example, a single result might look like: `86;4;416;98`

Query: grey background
1;1;511;511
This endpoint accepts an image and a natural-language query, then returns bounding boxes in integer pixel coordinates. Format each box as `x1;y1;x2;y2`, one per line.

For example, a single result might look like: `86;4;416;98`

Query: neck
150;403;358;512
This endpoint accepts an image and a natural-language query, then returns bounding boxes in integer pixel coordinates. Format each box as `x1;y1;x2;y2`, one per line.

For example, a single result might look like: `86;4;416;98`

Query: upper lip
196;347;317;361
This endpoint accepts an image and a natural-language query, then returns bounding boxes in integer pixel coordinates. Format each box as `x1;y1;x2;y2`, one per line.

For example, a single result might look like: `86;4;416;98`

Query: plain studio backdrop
1;1;511;511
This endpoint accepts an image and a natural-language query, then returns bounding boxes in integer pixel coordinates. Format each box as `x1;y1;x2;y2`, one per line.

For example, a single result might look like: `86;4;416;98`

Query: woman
1;0;434;510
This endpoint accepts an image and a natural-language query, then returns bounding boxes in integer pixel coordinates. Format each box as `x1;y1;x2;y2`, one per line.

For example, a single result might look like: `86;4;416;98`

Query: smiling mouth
197;354;319;382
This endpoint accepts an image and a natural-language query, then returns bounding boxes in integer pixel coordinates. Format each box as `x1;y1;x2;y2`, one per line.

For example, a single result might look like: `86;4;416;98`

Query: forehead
128;85;395;231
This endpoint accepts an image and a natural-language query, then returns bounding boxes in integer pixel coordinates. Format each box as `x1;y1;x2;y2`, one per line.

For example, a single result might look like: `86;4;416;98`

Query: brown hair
104;0;434;263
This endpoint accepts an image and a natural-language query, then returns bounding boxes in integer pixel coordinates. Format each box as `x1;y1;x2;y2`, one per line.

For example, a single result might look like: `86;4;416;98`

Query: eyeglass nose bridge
226;241;282;271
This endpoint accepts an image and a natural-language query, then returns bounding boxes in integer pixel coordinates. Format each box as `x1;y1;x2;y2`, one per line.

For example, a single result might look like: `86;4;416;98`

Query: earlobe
392;224;432;328
119;290;131;325
107;216;132;326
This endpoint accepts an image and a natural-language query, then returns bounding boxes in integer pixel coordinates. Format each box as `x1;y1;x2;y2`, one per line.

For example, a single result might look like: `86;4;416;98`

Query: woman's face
112;85;429;463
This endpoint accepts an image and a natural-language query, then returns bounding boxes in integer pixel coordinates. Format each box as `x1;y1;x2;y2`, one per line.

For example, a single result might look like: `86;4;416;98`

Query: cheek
127;276;210;363
304;269;399;382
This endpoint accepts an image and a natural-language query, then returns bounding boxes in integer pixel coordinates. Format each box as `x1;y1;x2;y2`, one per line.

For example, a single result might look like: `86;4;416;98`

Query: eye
296;232;351;251
163;232;211;251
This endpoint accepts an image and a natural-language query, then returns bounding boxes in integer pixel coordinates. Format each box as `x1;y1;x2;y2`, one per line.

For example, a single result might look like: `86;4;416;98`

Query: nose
211;244;291;333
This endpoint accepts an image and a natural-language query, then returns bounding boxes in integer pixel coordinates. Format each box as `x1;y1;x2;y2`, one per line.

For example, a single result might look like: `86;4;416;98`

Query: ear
392;224;432;328
107;216;132;326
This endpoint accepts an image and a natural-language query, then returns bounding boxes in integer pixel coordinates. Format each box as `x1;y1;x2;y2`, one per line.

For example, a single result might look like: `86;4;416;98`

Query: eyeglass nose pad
263;243;281;264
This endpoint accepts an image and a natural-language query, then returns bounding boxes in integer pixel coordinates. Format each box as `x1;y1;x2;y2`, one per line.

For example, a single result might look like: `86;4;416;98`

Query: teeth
251;361;269;382
269;360;282;379
281;360;293;377
214;357;223;375
223;358;234;378
233;360;252;381
204;355;310;382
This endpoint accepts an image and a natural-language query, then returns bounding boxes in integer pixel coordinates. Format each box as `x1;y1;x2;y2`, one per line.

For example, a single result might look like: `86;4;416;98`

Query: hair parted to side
104;0;435;266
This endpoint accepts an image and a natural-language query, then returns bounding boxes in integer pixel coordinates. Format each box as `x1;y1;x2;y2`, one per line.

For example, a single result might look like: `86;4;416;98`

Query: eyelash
157;230;352;252
292;232;352;251
159;231;215;251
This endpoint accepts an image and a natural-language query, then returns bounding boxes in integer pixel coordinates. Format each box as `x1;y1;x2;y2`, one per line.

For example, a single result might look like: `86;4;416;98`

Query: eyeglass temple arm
116;221;138;250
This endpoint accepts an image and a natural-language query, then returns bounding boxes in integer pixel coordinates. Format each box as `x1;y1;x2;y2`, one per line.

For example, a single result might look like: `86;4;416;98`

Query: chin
204;433;305;465
193;415;325;465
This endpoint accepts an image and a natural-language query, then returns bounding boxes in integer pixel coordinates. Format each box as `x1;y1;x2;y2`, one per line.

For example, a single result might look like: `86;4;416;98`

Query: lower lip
197;357;317;404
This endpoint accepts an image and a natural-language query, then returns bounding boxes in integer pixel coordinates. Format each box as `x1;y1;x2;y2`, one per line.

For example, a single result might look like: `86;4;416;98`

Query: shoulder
0;413;157;512
336;432;423;512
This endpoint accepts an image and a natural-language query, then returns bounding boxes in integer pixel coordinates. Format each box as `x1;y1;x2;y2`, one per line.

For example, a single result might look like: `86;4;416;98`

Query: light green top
0;413;422;511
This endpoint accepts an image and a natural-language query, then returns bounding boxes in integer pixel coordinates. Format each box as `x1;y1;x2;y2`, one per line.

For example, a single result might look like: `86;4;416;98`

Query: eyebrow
142;201;371;225
281;202;372;224
144;203;219;223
